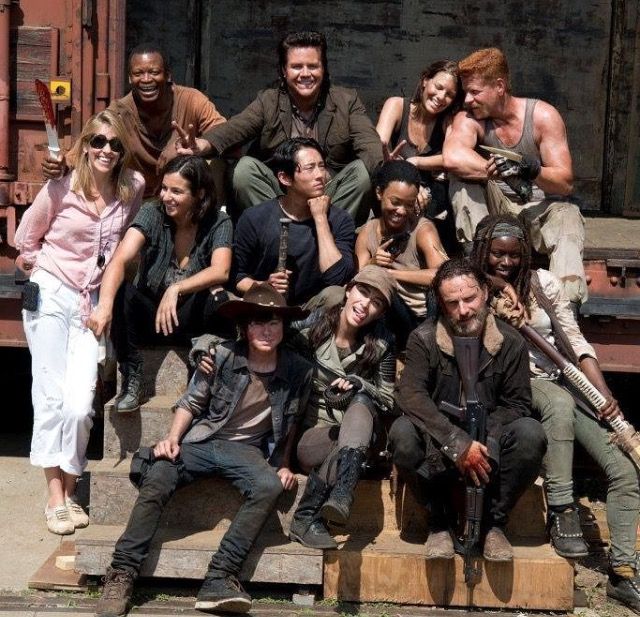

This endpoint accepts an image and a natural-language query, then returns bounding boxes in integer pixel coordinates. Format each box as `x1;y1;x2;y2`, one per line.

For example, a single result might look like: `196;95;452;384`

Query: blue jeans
532;377;640;567
111;438;283;577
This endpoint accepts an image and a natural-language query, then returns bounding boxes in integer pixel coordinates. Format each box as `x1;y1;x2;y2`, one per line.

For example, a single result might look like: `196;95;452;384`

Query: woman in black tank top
376;60;463;255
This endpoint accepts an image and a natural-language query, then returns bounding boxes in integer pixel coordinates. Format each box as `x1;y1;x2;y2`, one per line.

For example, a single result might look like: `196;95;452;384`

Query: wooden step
104;346;190;457
75;525;322;585
323;533;574;610
88;458;304;530
88;460;547;540
103;395;176;459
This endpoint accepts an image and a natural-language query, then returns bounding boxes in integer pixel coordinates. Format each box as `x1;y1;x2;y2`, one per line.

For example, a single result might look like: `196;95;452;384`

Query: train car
3;0;640;369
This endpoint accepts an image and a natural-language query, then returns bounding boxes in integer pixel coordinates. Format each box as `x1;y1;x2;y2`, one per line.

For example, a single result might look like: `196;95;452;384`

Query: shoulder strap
529;271;579;364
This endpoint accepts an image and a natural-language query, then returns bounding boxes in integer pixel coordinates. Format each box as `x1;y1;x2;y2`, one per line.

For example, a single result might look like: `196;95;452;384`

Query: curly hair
470;214;532;306
432;256;489;297
458;48;511;93
307;283;382;376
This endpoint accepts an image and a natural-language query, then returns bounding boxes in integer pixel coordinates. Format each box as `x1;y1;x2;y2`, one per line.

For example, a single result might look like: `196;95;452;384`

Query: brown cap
217;282;309;321
352;265;396;306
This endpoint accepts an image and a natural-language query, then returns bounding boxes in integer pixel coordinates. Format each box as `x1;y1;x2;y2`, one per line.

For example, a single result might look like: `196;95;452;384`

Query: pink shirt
15;170;145;315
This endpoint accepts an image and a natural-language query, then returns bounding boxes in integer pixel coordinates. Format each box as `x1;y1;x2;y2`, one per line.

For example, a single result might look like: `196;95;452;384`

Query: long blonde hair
67;110;136;203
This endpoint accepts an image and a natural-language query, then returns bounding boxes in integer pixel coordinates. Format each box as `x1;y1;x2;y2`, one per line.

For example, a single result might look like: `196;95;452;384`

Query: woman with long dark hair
377;60;463;252
88;154;232;413
16;110;145;535
287;265;397;549
472;214;640;612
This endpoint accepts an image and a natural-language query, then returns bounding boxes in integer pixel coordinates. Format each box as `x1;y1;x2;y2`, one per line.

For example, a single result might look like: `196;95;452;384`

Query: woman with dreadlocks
471;214;640;614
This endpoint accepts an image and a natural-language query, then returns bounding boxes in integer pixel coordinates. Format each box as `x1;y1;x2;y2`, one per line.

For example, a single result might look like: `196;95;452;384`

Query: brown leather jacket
204;85;383;174
395;313;532;466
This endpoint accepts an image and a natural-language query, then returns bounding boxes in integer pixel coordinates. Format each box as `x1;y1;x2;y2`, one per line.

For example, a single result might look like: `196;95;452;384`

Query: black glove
493;155;520;178
517;155;541;180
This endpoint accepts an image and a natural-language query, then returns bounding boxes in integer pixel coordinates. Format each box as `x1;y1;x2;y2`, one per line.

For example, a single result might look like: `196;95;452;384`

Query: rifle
520;324;640;470
452;336;486;587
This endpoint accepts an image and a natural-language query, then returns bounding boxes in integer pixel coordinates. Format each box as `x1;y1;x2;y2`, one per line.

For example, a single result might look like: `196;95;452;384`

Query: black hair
432;257;489;297
307;281;381;374
411;59;463;118
128;44;170;74
277;31;330;91
270;137;326;189
470;214;533;306
374;160;422;193
159;155;216;223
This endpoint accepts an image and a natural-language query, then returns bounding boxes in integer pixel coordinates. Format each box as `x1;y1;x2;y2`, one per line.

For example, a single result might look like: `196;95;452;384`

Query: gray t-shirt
215;370;274;446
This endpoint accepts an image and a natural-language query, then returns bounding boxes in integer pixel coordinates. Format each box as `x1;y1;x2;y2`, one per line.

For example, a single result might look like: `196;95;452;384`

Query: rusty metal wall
124;0;635;213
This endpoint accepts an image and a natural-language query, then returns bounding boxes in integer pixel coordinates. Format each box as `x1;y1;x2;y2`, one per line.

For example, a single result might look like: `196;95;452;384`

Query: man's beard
446;304;489;337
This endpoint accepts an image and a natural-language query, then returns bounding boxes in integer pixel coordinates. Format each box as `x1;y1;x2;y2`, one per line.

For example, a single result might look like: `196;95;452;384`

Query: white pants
23;269;99;476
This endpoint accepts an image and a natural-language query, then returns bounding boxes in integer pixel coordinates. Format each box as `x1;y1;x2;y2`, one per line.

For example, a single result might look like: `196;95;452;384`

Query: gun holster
129;446;156;488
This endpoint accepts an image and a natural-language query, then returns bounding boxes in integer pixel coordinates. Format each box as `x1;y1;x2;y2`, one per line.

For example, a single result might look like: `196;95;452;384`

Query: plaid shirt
131;201;232;297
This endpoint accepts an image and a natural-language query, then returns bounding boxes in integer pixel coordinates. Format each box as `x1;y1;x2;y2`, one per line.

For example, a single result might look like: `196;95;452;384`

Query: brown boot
425;529;455;560
95;567;134;617
482;527;513;562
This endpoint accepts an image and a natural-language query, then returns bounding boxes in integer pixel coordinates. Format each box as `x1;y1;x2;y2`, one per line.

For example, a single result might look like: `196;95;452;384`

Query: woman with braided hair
472;214;640;614
287;265;397;550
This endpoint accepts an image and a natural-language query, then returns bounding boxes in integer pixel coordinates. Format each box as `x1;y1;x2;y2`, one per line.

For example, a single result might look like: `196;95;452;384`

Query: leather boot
548;507;589;559
607;566;640;613
116;362;142;413
320;447;367;526
289;472;337;549
95;567;135;617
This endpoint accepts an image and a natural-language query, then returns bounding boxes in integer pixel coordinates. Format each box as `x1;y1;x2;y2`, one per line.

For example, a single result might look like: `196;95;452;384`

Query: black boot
116;362;142;413
607;567;640;613
548;507;589;559
320;447;367;526
289;472;337;549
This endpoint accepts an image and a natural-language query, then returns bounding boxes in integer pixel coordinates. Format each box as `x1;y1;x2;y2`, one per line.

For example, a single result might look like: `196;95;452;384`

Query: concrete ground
0;436;62;592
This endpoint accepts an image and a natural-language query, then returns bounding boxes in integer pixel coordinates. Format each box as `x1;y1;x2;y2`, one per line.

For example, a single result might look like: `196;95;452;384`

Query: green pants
231;156;374;225
532;377;639;567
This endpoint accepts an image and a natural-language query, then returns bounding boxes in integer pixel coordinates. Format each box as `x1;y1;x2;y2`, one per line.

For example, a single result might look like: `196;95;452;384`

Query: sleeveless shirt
482;98;545;201
363;217;430;317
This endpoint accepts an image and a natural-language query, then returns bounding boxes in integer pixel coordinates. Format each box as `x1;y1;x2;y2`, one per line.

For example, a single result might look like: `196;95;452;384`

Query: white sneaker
65;497;89;529
45;505;74;535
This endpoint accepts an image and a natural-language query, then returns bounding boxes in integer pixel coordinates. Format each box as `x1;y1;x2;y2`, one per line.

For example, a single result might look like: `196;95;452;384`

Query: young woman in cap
287;265;397;549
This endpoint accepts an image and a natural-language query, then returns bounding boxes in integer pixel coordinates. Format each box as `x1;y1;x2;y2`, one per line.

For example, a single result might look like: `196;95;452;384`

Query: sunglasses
89;134;124;153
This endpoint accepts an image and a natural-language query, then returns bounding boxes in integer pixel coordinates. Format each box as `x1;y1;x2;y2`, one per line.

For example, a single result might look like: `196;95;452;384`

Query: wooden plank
28;541;87;591
75;525;323;584
323;537;574;610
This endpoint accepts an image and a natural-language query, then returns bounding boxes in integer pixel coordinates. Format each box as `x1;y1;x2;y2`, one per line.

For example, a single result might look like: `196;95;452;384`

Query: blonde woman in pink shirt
15;110;145;535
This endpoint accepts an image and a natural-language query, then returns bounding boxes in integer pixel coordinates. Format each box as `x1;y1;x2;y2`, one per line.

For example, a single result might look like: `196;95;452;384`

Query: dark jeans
388;415;546;528
111;438;283;578
113;282;234;366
